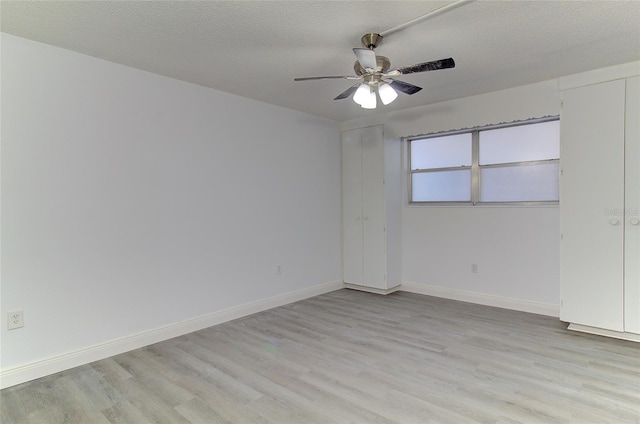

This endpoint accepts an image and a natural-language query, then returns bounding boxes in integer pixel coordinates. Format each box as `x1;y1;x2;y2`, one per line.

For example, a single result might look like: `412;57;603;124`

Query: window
408;118;559;204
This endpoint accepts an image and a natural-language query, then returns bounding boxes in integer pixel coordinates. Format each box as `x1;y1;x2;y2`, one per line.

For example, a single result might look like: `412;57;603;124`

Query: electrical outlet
8;310;24;330
275;265;282;274
471;263;479;273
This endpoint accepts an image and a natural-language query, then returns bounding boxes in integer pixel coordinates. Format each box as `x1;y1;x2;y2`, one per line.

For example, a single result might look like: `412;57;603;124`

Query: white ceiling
2;1;640;122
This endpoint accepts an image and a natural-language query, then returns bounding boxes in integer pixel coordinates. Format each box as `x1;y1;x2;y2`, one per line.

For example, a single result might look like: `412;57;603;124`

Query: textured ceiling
2;1;640;121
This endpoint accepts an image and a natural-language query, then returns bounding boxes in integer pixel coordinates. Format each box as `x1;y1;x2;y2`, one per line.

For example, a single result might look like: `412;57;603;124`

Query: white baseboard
567;323;640;342
0;280;344;389
344;283;401;295
400;281;560;317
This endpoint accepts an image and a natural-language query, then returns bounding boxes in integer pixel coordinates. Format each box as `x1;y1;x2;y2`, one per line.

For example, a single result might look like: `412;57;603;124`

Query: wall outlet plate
8;310;24;330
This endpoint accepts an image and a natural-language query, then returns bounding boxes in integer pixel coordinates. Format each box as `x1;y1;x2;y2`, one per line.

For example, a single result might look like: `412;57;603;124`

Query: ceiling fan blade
294;75;360;81
390;58;455;76
389;80;423;95
333;84;360;100
353;48;378;70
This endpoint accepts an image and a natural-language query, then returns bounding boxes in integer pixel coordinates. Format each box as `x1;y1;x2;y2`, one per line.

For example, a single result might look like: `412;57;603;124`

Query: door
343;128;364;285
361;126;386;289
560;79;626;331
625;76;640;334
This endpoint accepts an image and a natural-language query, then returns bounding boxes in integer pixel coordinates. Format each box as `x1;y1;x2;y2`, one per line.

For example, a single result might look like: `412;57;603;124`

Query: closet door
625;76;640;334
560;79;626;331
361;126;386;289
342;128;364;285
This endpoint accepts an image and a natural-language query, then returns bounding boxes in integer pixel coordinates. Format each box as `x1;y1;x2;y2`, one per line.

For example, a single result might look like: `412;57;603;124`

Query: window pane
479;120;559;165
412;169;471;202
411;133;472;170
479;163;559;202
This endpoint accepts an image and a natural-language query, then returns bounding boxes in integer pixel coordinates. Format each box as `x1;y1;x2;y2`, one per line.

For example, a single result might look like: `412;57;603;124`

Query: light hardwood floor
2;290;639;423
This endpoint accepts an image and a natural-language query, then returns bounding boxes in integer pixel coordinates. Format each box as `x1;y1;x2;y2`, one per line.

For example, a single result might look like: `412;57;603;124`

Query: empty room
1;1;639;423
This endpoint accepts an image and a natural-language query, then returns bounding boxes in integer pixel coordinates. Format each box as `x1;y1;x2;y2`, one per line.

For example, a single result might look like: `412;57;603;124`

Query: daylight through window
408;118;560;204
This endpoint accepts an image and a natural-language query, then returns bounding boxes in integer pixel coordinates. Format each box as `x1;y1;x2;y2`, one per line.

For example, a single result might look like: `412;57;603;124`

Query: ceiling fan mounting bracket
361;33;383;50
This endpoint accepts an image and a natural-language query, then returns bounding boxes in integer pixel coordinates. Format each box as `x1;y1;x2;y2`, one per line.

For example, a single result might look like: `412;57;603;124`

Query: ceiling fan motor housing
355;33;389;87
354;56;391;77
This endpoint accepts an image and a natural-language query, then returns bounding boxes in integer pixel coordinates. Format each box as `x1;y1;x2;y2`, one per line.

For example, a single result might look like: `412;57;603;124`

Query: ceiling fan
294;33;455;109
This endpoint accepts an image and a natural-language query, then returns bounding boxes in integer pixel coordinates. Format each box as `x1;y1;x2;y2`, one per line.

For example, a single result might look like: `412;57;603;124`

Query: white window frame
407;116;560;206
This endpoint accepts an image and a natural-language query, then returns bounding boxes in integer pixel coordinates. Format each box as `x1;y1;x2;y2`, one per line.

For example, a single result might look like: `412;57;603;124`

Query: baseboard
0;280;344;389
344;283;401;295
567;323;640;342
400;281;560;317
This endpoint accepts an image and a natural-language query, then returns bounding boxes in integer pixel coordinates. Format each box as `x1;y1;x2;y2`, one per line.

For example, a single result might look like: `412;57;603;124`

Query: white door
343;128;364;285
361;126;386;289
625;76;640;334
560;79;626;331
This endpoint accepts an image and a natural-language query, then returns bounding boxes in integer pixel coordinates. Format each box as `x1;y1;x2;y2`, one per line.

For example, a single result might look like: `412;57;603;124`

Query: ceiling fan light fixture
294;32;456;111
353;83;371;105
360;89;377;109
378;83;398;105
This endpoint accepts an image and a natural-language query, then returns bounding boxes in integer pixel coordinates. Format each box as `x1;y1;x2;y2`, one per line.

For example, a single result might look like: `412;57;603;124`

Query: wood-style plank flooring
2;289;639;423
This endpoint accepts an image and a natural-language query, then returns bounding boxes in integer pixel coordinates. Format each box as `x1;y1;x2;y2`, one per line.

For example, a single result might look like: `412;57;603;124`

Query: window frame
407;116;560;206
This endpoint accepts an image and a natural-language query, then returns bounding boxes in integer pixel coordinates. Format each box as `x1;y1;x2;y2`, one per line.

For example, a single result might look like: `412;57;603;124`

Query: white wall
0;34;342;384
342;80;561;312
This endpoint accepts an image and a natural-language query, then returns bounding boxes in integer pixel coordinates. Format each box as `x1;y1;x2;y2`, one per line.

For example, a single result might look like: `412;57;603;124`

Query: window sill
406;201;559;208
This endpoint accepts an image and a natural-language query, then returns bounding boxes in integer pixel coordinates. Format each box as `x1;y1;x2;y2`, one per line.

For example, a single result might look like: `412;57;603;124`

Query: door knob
609;218;620;225
630;218;640;225
356;216;361;220
363;216;369;220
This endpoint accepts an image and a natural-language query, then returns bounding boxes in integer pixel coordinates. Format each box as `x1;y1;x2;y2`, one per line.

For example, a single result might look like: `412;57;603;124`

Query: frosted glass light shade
378;83;398;105
360;90;377;109
353;84;370;105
